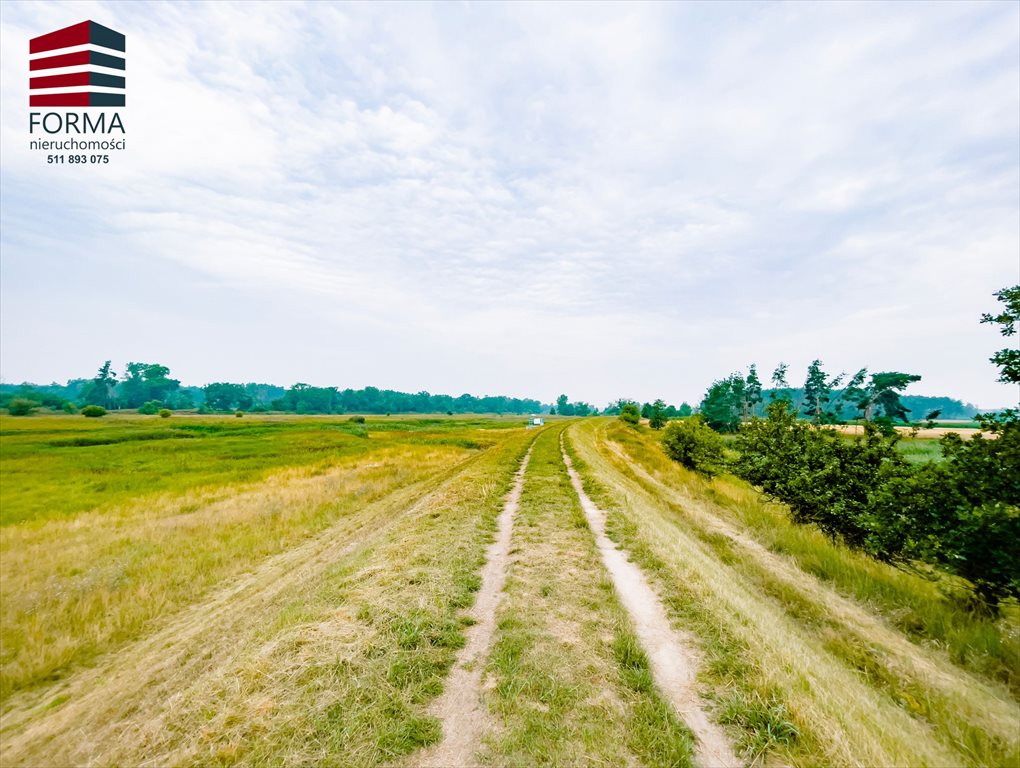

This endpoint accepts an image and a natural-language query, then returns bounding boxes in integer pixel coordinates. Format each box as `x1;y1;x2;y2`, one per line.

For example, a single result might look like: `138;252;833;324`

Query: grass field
1;413;1016;766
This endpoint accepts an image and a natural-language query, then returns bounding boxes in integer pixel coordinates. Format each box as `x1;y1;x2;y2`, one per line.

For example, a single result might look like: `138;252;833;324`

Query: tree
649;399;667;430
770;363;790;400
678;402;693;417
80;361;118;409
556;394;575;417
980;284;1020;385
845;371;921;422
700;374;744;432
119;363;180;408
745;365;763;419
204;382;251;411
802;360;845;424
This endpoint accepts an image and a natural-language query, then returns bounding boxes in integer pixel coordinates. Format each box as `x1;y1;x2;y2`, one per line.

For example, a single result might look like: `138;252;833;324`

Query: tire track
416;442;534;768
0;451;483;766
561;436;740;768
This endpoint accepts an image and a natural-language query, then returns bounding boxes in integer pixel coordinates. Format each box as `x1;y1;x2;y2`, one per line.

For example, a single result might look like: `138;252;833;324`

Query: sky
1;1;1018;409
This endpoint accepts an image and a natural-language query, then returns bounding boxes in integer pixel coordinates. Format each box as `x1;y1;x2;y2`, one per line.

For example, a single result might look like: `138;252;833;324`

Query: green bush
235;410;244;418
7;398;40;416
61;401;77;414
158;409;172;418
349;415;366;424
81;405;107;418
661;416;725;476
619;403;641;426
138;400;161;415
735;399;1020;611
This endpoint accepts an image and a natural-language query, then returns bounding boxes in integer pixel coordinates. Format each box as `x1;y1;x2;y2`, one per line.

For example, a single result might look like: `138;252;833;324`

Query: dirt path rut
416;445;533;768
561;438;740;768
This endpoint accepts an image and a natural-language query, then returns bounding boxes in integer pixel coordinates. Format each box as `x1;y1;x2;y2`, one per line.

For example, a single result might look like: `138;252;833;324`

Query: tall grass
566;419;1019;767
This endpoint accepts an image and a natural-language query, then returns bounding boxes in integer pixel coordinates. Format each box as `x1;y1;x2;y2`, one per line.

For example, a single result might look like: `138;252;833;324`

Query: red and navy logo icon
30;21;125;107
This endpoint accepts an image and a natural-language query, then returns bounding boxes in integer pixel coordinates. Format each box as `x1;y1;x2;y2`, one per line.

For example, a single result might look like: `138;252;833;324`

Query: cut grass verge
566;419;996;767
1;424;536;767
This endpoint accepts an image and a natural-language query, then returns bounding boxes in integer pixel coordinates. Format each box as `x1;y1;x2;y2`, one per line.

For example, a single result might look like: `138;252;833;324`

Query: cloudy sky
2;1;1018;408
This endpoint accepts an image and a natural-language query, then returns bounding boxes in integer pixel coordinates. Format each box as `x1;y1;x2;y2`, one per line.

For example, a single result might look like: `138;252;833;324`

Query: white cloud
1;1;1017;407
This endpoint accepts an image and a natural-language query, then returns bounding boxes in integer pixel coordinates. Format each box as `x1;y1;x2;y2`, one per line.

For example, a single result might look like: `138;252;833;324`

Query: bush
159;409;172;418
235;410;244;418
619;403;641;426
7;398;40;416
138;400;161;415
735;399;1020;611
661;416;725;476
81;405;107;418
349;415;366;424
62;401;77;414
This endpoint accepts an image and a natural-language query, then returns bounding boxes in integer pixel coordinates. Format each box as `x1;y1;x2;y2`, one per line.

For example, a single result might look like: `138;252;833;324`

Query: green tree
700;374;744;432
981;284;1020;385
203;382;250;411
845;371;921;422
79;361;118;409
745;365;763;419
649;399;667;430
802;360;845;424
556;394;575;417
678;402;693;417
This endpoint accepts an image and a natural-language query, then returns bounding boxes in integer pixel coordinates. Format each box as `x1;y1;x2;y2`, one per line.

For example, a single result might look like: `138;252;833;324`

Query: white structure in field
532;417;544;426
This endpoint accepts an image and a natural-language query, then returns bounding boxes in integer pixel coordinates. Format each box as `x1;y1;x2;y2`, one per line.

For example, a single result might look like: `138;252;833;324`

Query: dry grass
593;422;1020;766
0;419;531;766
478;425;695;767
566;418;1013;767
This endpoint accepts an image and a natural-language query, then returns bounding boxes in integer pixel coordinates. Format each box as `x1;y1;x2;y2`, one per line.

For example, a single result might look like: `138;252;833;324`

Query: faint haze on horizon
1;1;1018;409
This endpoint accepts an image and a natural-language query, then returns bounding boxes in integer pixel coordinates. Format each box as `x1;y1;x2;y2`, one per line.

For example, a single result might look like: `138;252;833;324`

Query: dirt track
562;437;739;768
417;445;533;767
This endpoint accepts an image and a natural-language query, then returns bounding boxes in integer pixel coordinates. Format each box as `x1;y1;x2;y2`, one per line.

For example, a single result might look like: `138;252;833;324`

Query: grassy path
416;443;534;767
1;428;533;766
561;436;739;768
567;418;1019;767
478;424;695;767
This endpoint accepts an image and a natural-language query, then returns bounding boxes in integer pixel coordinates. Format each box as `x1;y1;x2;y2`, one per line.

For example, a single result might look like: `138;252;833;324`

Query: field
1;414;1017;767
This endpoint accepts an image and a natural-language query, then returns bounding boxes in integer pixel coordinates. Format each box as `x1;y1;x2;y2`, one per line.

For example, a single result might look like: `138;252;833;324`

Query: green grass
483;425;695;767
610;420;1019;696
1;418;538;766
566;419;1019;767
0;414;521;705
0;413;512;526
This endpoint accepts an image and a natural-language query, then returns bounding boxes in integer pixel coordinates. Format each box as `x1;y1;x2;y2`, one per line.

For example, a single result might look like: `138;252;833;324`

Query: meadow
1;413;1016;766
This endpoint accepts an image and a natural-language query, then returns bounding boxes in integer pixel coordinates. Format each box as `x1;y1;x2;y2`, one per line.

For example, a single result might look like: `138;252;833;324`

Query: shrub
235;410;244;418
159;409;172;418
349;415;366;424
81;405;107;418
61;401;76;414
7;398;40;416
619;403;641;426
661;416;725;476
138;400;161;415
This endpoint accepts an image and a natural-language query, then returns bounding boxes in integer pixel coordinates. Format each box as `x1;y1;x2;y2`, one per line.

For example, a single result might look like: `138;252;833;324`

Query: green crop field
1;414;1016;767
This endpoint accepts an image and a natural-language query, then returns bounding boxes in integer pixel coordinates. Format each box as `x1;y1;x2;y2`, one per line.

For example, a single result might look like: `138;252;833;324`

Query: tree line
1;367;547;416
655;285;1019;611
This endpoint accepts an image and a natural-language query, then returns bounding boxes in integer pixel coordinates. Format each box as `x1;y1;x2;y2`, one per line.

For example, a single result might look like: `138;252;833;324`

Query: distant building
532;417;544;426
